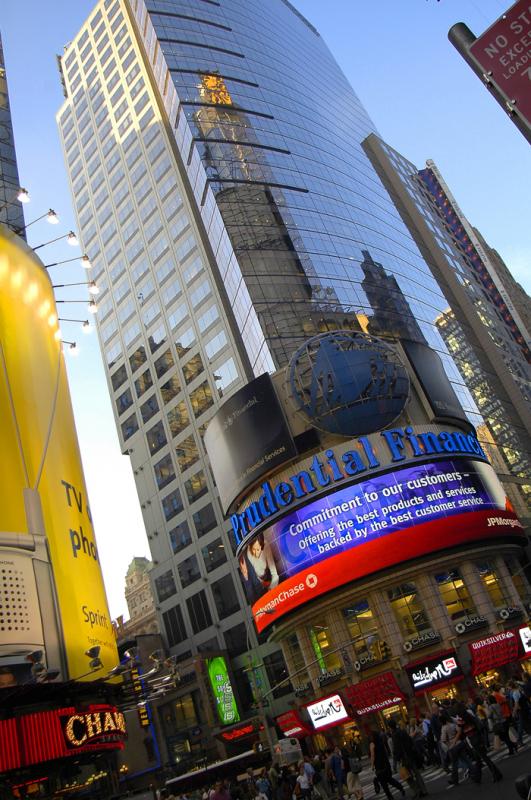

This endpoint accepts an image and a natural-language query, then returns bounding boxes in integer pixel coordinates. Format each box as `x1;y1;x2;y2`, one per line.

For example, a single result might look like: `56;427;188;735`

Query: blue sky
2;0;529;618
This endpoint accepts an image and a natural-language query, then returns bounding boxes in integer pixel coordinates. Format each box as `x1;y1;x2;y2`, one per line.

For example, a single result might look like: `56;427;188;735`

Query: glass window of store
387;582;431;639
342;599;383;662
476;561;511;608
504;557;531;605
308;620;341;671
434;569;477;621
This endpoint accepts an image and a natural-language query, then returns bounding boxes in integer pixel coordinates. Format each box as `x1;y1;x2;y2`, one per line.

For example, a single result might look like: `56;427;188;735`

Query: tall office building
363;135;531;525
56;0;529;759
0;33;26;236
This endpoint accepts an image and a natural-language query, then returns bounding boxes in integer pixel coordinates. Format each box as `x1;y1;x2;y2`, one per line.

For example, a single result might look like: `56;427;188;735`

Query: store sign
206;656;240;726
242;454;520;632
520;626;531;654
276;711;311;738
130;667;150;728
219;721;263;742
293;682;312;697
469;625;531;675
403;629;441;652
498;606;522;620
344;672;405;716
455;614;488;635
305;694;350;731
317;668;344;686
62;709;126;748
406;651;463;693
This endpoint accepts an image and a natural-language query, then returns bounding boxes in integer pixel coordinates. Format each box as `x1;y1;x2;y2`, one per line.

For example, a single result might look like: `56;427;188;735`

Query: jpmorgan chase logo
289;331;409;436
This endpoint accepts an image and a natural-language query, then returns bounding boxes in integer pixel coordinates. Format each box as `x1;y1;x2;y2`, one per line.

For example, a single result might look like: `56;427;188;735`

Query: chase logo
289;331;409;436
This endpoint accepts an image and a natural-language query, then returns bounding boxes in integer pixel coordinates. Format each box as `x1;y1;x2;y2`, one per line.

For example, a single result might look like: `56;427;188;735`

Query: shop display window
387;582;431;639
434;568;477;621
308;621;342;672
342;599;384;663
476;561;511;608
504;557;531;606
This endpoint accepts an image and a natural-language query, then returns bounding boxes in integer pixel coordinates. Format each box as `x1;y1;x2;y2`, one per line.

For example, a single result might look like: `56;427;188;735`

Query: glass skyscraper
56;0;528;751
0;33;26;237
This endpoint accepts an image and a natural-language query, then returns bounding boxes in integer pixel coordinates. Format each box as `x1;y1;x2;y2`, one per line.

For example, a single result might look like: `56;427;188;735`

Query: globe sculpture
288;331;409;436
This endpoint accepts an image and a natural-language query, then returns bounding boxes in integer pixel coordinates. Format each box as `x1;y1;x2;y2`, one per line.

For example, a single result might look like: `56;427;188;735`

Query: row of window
287;558;529;674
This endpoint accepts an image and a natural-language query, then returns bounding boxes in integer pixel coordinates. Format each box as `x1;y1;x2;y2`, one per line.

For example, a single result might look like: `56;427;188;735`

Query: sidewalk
354;740;530;799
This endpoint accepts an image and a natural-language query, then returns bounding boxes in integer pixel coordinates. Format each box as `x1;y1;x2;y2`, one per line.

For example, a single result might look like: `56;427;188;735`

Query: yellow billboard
0;225;118;680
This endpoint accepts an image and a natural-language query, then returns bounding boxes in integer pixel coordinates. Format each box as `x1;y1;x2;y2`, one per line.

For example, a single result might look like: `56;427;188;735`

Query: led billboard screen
206;656;240;726
237;458;523;631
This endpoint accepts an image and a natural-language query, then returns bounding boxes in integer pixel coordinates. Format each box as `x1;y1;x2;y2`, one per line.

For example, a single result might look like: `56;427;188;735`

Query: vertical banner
206;656;240;725
0;227;118;679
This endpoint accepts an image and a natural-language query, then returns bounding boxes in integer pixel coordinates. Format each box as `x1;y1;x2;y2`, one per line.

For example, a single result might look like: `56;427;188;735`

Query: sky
2;0;530;619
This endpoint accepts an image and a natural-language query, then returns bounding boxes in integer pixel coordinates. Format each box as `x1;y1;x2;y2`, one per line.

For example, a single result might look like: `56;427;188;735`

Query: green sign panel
206;656;240;725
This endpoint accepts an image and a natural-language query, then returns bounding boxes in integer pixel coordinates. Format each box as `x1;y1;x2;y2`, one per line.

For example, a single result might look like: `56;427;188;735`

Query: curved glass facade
146;0;479;413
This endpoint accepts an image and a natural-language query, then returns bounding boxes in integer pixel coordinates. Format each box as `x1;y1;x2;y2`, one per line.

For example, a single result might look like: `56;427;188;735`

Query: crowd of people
161;676;531;800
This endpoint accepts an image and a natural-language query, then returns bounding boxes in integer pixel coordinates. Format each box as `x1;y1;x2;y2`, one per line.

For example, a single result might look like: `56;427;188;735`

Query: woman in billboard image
247;532;279;592
238;551;263;604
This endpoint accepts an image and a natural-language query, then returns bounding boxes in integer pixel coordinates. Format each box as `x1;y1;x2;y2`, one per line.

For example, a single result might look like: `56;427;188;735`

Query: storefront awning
275;710;311;738
343;671;405;716
469;625;531;675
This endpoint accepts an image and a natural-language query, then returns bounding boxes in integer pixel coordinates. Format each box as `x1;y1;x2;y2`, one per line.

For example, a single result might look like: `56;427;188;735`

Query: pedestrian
492;685;519;753
455;701;502;784
330;746;346;798
295;763;311;800
440;711;474;787
346;739;364;800
269;762;280;800
488;693;517;755
474;696;490;749
211;781;232;800
388;719;427;798
257;769;272;800
369;729;405;800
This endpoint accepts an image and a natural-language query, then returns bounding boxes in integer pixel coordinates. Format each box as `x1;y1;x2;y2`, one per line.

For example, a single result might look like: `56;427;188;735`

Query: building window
505;557;531;605
163;604;187;647
214;357;238;395
189;381;213;418
476;561;511;609
116;387;133;415
175;326;196;357
111;364;128;391
134;368;153;397
185;470;208;504
182;353;204;385
154;453;175;489
146;420;167;454
174;693;198;727
223;622;247;656
179;554;200;588
192;503;217;537
121;412;138;441
212;574;239;617
176;435;199;472
149;323;167;353
169;520;191;554
161;375;181;404
387;582;431;639
342;599;384;666
129;345;147;373
167;401;189;437
308;621;341;672
264;651;291;698
154;348;174;379
201;538;226;573
155;570;177;602
141;394;159;423
187;589;212;634
284;633;305;676
434;569;477;621
162;488;183;521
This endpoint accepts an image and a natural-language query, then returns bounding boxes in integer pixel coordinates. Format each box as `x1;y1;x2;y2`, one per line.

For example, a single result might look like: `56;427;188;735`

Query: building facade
56;0;530;755
0;33;26;236
115;556;160;640
362;135;531;528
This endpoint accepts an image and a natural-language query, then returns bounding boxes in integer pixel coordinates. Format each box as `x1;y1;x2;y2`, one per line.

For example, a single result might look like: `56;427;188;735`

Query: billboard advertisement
401;339;469;426
237;456;523;631
405;651;464;694
206;656;240;725
0;228;118;679
204;373;297;514
305;693;350;731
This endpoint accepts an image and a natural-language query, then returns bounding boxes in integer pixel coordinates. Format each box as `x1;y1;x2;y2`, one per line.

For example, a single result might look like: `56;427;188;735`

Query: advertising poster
206;656;240;725
0;229;118;679
237;456;523;631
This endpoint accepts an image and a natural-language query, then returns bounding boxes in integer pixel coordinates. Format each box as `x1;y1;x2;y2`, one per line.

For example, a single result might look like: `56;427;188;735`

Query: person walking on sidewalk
369;729;405;800
455;702;503;784
388;719;428;798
